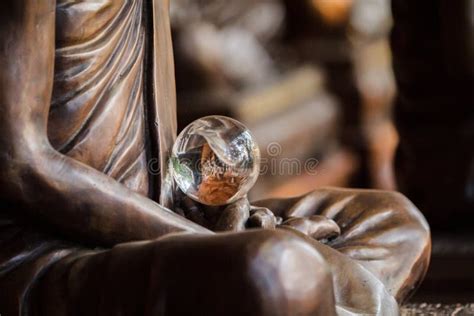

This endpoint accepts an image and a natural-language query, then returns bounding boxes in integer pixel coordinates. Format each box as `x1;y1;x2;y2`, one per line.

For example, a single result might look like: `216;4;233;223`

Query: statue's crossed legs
1;188;429;316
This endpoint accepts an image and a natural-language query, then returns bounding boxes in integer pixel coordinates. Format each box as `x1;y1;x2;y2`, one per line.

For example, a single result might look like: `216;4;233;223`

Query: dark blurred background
170;0;474;309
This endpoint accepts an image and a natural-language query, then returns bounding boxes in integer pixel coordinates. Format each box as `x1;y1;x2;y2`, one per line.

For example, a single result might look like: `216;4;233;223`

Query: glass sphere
171;116;260;206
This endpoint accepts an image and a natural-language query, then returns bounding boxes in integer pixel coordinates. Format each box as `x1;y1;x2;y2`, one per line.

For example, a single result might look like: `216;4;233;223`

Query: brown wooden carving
0;1;430;315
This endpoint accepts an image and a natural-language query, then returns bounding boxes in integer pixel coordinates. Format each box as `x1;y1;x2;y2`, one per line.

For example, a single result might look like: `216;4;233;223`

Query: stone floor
401;235;474;315
402;304;474;315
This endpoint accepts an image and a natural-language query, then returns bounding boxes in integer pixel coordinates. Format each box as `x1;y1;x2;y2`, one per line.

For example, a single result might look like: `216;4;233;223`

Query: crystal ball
171;116;260;206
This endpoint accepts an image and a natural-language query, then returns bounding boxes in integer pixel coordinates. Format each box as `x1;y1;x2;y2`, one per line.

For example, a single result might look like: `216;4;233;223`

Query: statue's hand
279;216;340;242
175;191;279;232
214;198;280;232
213;198;250;232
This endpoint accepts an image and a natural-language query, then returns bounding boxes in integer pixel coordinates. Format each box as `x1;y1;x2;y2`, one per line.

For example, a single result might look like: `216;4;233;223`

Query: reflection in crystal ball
171;116;260;206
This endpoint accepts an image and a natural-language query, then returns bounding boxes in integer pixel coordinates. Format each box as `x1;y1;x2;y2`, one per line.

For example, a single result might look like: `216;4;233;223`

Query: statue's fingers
214;198;250;232
281;216;340;242
306;216;340;241
248;207;278;229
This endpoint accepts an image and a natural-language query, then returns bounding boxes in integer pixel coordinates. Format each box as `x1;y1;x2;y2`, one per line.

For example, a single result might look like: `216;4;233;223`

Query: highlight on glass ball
171;116;261;206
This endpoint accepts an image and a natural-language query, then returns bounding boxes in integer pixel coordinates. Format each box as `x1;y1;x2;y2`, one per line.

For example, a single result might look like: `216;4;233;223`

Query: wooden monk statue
0;1;430;315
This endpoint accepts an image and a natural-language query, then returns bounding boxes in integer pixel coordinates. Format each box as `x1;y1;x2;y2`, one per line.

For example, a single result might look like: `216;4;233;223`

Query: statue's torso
49;0;150;196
